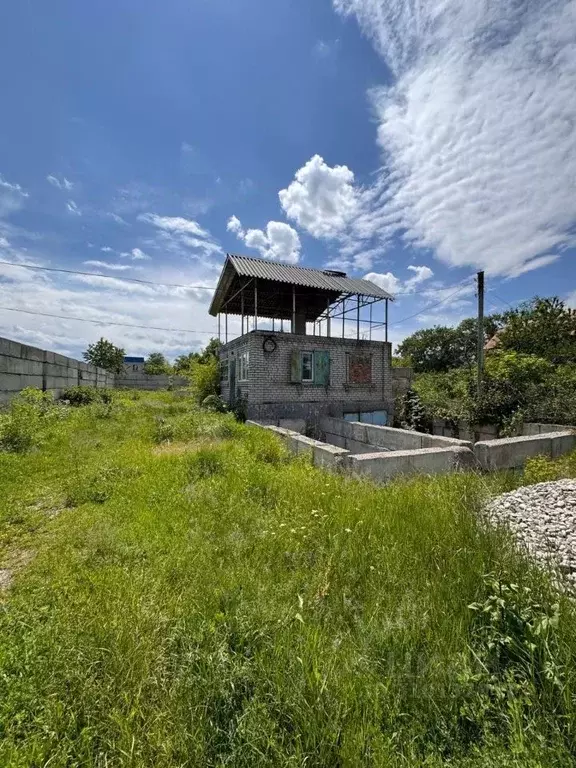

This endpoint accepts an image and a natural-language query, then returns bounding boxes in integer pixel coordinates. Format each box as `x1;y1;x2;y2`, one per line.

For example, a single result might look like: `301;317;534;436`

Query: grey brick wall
0;336;115;405
220;330;393;422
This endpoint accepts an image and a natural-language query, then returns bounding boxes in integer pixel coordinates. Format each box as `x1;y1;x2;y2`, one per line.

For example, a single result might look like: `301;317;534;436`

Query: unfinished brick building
209;255;395;425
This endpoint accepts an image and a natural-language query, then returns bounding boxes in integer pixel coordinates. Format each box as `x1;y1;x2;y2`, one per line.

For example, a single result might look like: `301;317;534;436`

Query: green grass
1;390;576;766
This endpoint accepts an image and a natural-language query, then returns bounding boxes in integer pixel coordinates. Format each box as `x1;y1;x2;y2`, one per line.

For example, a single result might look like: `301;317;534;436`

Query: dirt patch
0;549;35;593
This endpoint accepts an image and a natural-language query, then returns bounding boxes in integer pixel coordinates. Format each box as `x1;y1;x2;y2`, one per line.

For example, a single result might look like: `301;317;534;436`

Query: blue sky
0;0;574;358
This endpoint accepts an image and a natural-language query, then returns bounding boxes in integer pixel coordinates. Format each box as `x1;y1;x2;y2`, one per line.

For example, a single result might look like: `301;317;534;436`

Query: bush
189;357;220;404
201;394;228;413
0;388;61;453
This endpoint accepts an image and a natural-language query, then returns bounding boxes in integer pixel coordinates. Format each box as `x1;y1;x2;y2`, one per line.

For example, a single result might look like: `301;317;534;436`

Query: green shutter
314;350;330;386
290;350;302;382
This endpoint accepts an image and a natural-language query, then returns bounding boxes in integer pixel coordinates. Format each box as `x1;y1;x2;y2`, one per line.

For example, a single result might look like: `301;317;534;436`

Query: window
290;350;330;386
220;358;229;382
301;351;314;382
132;364;139;371
238;351;249;381
346;353;372;384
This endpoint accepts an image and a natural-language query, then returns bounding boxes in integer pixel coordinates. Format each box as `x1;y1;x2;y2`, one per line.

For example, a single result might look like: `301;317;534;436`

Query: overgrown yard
2;391;576;766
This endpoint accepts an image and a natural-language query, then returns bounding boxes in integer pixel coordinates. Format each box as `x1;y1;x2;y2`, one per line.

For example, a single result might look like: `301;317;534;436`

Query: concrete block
549;431;576;459
320;416;347;438
363;424;423;451
287;434;320;458
474;435;554;471
324;433;347;449
0;357;42;376
19;344;45;362
312;443;349;471
347;447;474;483
349;422;368;443
0;373;43;391
53;353;72;367
0;338;23;358
346;438;388;455
422;433;473;450
278;418;306;434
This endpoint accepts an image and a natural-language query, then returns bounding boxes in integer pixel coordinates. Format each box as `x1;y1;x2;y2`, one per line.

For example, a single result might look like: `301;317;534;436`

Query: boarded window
220;358;229;382
347;353;372;384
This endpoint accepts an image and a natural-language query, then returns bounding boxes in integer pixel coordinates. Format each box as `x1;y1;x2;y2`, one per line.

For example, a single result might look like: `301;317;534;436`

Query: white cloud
227;215;301;264
364;264;434;296
100;246;114;253
139;213;209;239
130;247;151;261
279;155;359;239
566;291;576;309
0;174;29;216
332;0;576;277
47;174;73;191
83;260;133;271
66;200;81;216
105;212;129;226
140;213;222;261
364;271;401;295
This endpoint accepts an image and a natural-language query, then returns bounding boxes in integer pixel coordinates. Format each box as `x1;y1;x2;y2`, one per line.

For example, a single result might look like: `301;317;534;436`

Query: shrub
189;357;220;404
0;388;60;453
60;386;100;406
201;394;228;413
153;418;176;444
523;455;561;486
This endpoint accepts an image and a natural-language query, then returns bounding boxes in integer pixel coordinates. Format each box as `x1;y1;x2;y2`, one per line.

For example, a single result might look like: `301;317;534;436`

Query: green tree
173;352;200;373
144;352;171;375
83;338;125;374
498;297;576;364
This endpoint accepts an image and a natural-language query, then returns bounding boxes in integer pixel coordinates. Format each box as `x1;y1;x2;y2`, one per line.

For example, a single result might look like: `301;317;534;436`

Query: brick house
209;255;395;425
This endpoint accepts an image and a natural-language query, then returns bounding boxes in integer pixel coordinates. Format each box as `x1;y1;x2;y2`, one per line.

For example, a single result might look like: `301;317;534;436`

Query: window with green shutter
314;350;330;386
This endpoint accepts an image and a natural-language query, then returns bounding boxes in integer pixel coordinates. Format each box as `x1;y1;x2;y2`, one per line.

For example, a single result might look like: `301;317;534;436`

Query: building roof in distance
209;254;394;318
124;356;145;363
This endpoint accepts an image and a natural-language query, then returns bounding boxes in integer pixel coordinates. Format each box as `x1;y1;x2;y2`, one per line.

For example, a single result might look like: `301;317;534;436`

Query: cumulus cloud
47;174;73;191
279;155;359;239
226;215;301;264
332;0;576;277
364;264;434;296
129;248;151;261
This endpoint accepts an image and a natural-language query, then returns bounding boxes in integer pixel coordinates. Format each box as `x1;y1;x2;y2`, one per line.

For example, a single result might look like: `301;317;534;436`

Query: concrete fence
0;337;114;405
0;335;189;405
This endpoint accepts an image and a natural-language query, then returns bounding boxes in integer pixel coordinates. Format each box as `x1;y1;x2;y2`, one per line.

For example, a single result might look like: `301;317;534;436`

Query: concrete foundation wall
432;419;572;442
247;420;476;483
0;336;114;404
474;431;576;470
320;417;472;452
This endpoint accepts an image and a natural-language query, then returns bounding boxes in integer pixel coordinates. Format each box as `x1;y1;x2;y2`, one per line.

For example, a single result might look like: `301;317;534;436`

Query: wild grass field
1;389;576;767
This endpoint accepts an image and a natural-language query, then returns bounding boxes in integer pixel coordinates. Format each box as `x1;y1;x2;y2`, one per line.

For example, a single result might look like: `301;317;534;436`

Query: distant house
123;356;145;373
209;254;395;424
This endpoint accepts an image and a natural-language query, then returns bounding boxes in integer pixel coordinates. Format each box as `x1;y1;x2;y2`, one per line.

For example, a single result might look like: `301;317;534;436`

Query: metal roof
209;254;394;316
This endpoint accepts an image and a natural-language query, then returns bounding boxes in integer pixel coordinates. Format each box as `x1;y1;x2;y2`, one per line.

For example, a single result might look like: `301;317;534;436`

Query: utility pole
477;270;485;398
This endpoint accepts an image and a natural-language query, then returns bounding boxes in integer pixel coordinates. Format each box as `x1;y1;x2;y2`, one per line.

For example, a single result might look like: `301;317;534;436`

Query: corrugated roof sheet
228;254;393;298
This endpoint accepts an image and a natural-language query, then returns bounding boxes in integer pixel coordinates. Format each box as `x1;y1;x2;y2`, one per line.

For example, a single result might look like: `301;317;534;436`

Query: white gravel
487;479;576;585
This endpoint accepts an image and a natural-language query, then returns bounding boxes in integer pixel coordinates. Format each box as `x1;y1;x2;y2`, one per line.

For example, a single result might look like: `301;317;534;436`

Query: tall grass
0;391;576;766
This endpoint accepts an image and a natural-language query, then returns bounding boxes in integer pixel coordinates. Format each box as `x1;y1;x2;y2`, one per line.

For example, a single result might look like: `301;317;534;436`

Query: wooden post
292;285;296;333
356;296;360;340
326;298;331;338
254;278;258;330
342;299;345;338
218;313;221;342
369;302;372;341
225;312;228;343
241;288;244;336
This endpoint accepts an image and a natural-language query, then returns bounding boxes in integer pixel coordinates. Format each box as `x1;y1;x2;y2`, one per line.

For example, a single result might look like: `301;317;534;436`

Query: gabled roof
209;254;394;317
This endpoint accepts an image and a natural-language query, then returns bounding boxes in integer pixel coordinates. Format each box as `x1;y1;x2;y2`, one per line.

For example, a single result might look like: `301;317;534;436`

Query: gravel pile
487;479;576;585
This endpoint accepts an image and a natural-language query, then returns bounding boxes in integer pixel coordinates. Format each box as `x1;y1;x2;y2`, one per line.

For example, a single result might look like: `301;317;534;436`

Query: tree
396;315;504;373
144;352;171;375
173;338;222;373
173;352;200;373
198;337;222;364
83;338;125;374
498;297;576;364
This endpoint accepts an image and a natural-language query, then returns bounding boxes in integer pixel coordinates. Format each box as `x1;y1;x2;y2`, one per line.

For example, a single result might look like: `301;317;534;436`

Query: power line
0;260;217;291
0;258;472;298
0;305;216;335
